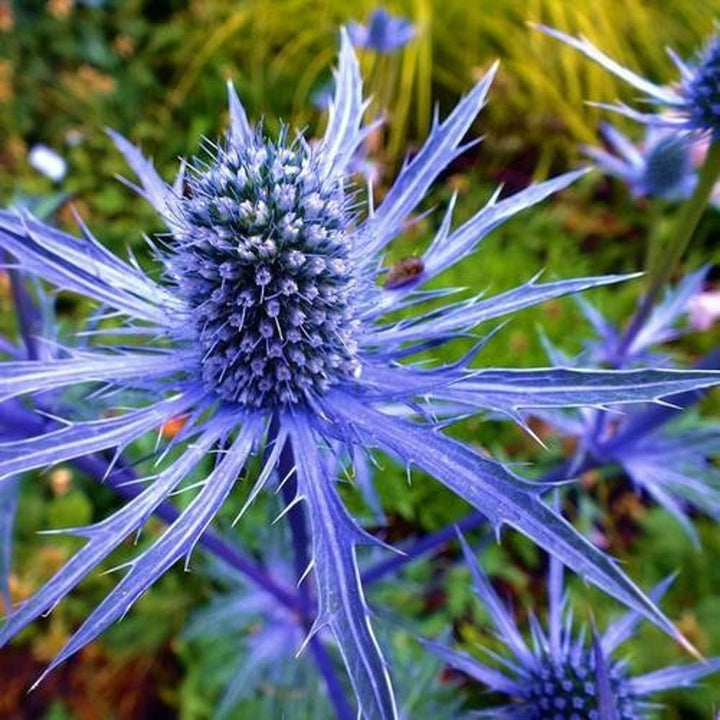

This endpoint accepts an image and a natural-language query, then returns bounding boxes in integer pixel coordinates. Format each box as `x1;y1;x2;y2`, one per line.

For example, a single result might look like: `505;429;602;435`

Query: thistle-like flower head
2;31;720;719
173;131;361;407
536;25;720;137
423;533;720;718
684;35;720;135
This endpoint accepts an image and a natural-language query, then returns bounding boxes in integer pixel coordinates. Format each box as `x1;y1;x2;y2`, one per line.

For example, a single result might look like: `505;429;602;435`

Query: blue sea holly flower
348;8;416;53
537;25;720;137
2;31;720;718
585;124;696;200
575;267;709;368
423;533;720;718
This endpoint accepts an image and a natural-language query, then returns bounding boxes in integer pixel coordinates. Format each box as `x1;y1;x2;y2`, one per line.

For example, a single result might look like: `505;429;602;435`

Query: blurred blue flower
424;533;720;718
574;267;708;368
312;80;335;111
534;270;720;544
537;26;720;137
348;8;415;53
585;124;696;200
185;531;315;717
2;30;720;718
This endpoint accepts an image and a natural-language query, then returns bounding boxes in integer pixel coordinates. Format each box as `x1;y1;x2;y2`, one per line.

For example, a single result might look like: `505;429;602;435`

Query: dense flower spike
3;30;720;718
174;133;361;406
536;25;720;137
684;36;720;136
423;533;720;718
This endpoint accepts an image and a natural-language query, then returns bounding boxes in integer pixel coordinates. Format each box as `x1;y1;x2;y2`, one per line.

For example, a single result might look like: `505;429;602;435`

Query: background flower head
424;533;720;718
585;124;696;200
348;8;415;53
536;25;720;137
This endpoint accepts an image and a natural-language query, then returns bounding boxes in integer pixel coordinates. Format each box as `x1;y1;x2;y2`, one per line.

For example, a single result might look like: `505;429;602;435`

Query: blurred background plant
2;1;720;719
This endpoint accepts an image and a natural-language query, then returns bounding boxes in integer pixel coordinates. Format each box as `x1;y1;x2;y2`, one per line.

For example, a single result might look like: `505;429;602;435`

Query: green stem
618;138;720;357
648;138;720;294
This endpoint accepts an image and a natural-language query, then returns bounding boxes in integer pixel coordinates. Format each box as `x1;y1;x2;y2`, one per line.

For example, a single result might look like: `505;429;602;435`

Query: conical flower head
173;131;360;407
423;536;720;719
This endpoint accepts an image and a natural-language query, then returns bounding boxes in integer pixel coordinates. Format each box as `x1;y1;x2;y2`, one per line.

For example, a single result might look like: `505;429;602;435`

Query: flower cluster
2;26;720;720
175;131;361;406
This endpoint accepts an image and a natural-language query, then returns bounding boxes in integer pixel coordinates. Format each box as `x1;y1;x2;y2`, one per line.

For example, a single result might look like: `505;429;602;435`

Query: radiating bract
423;533;720;718
2;31;720;719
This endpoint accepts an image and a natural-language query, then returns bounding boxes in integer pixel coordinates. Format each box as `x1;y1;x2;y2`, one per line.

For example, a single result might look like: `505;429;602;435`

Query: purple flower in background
537;26;720;137
574;267;708;368
3;30;720;718
312;80;335;111
424;533;720;718
185;534;315;717
585;124;696;200
348;8;415;53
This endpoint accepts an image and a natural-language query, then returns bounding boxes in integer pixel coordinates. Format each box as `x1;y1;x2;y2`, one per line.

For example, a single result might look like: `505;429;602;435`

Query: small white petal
28;144;67;182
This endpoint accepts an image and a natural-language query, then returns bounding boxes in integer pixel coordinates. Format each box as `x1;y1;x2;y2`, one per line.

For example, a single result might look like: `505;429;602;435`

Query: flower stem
271;418;312;614
618;139;720;357
307;638;355;720
5;253;39;361
362;458;580;586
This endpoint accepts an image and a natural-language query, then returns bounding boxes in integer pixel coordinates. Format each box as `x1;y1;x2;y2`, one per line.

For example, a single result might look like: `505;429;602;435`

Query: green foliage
3;0;720;210
2;2;720;717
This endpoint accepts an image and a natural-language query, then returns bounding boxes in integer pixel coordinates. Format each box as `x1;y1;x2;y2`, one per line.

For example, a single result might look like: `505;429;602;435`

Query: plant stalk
617;139;720;358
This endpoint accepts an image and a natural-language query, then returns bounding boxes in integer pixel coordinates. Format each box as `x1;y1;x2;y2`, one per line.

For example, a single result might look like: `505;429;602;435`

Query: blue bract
424;533;720;718
536;25;720;137
2;30;720;719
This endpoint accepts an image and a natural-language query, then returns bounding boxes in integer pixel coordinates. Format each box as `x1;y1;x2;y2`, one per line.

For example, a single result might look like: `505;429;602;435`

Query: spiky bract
3;29;720;720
